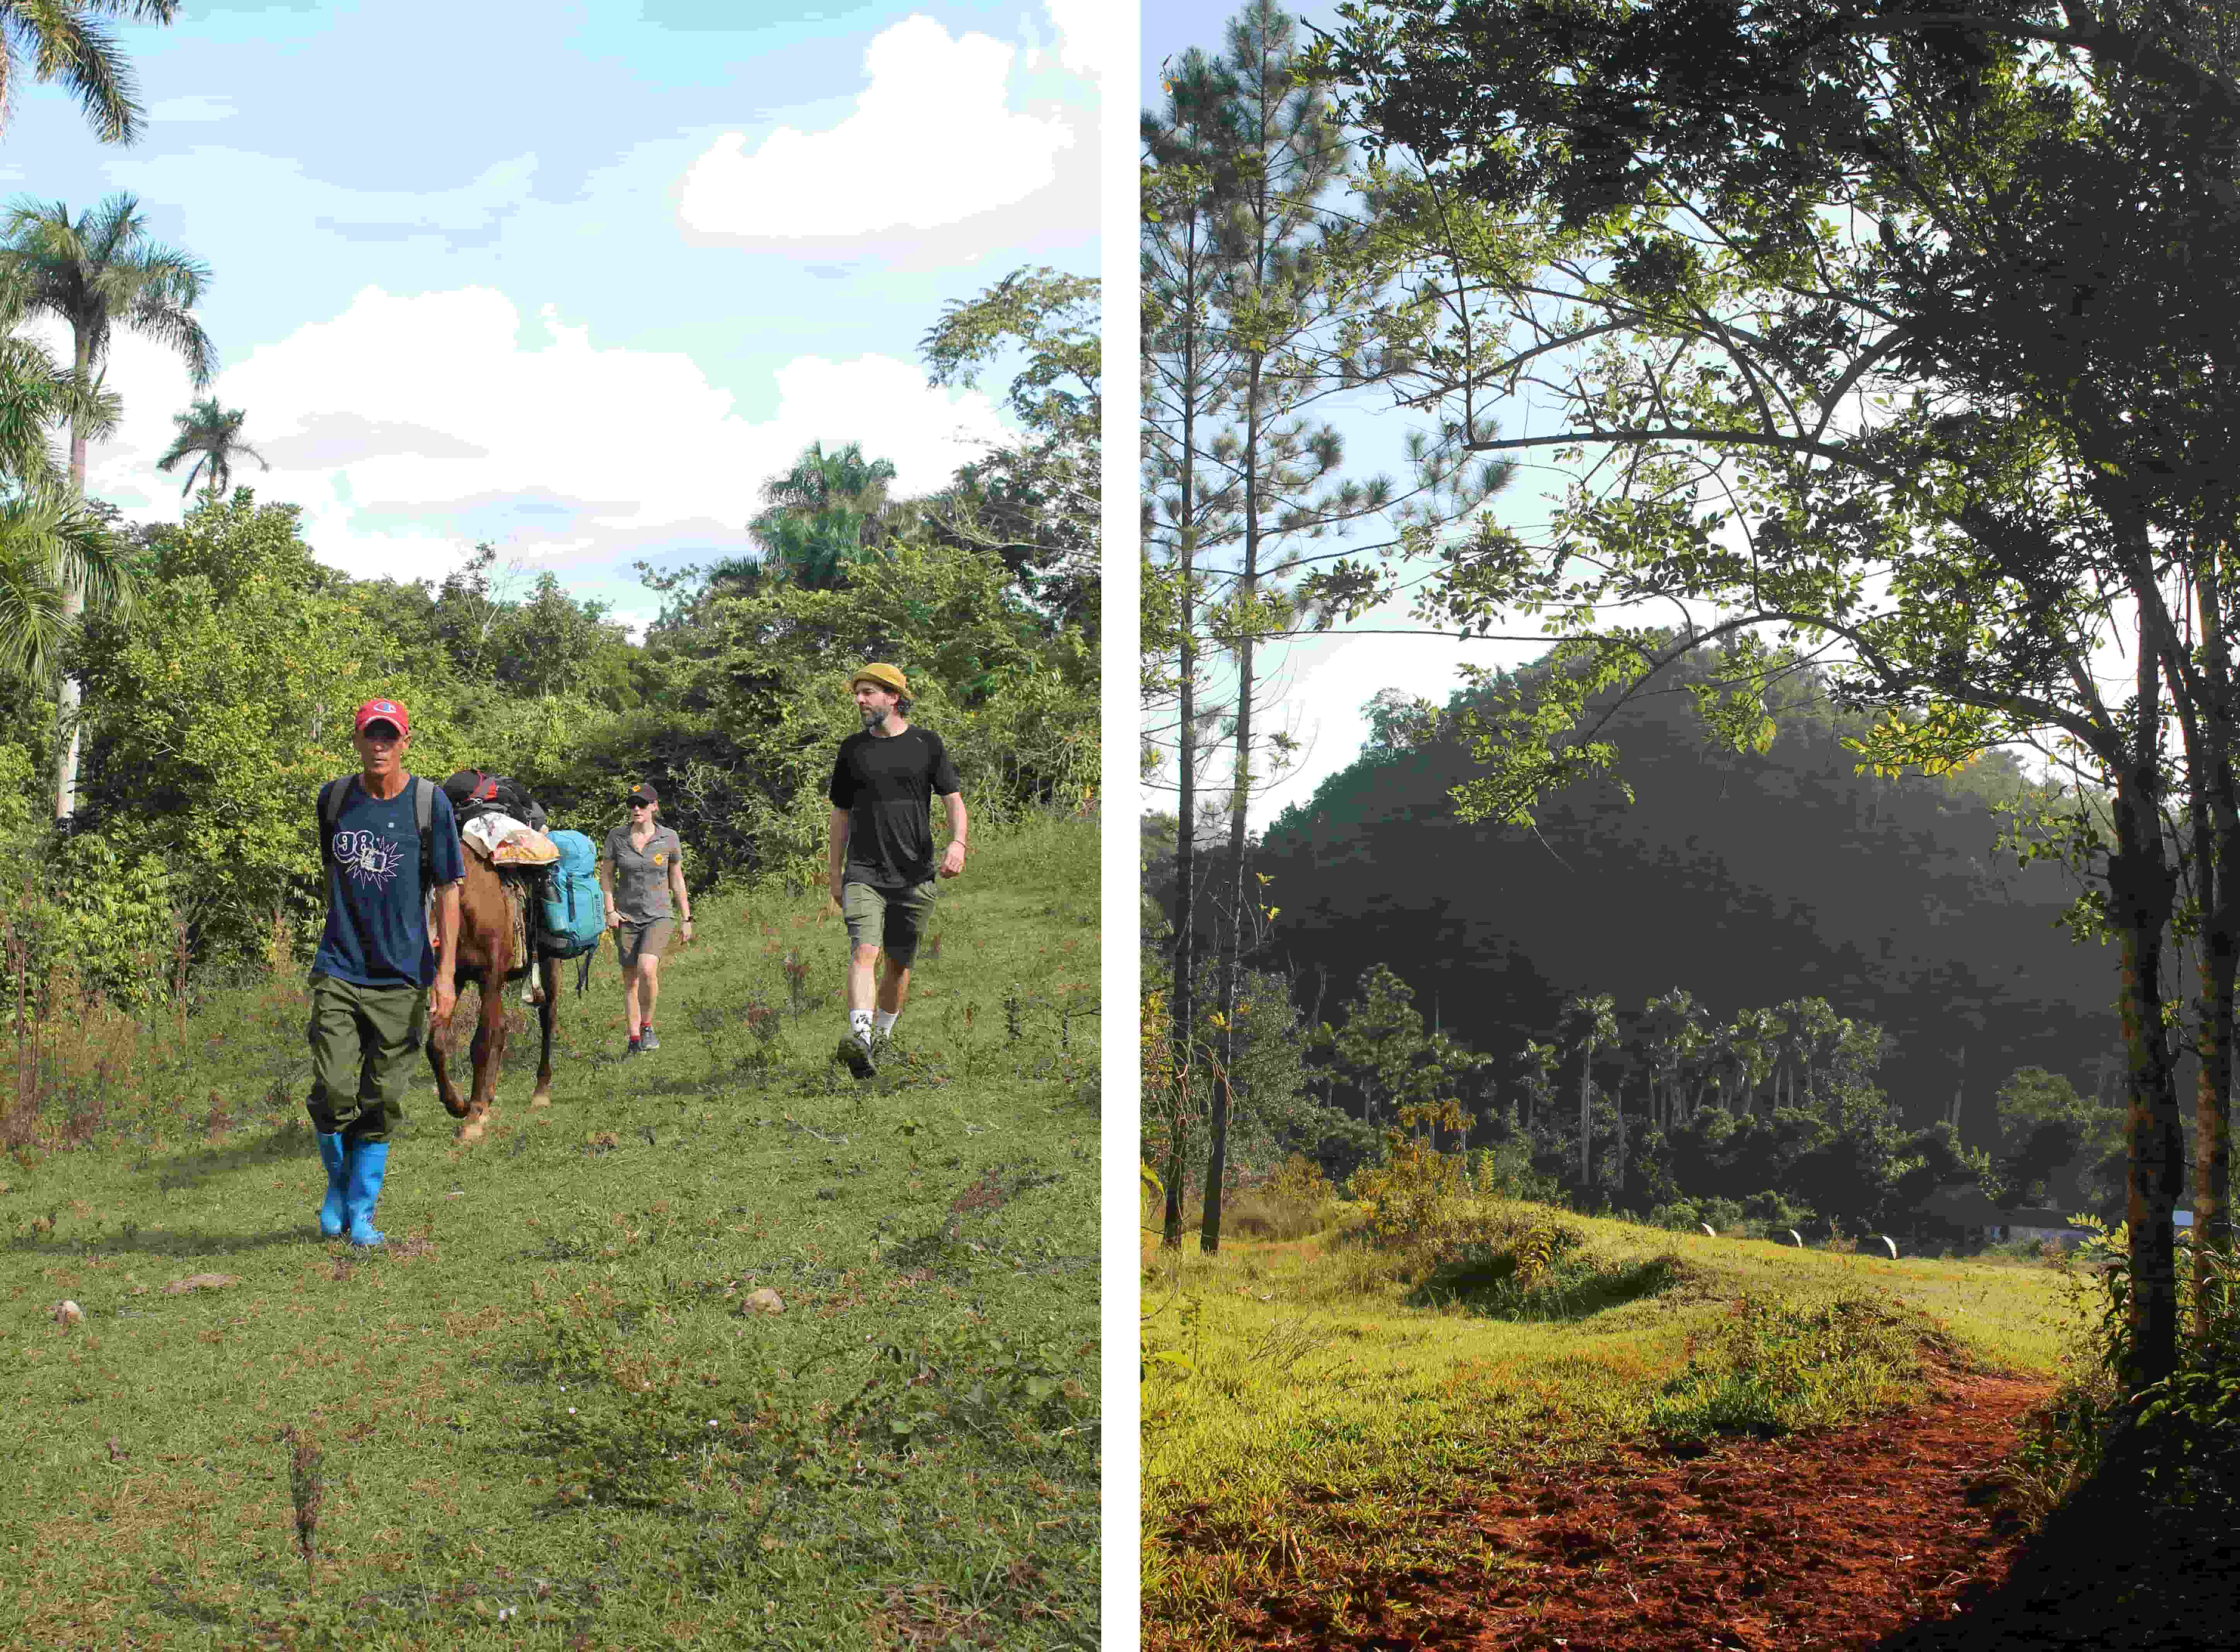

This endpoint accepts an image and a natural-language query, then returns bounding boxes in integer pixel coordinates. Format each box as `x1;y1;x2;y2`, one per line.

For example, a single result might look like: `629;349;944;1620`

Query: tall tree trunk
1164;386;1201;1255
2112;737;2185;1392
1577;1054;1590;1184
52;336;91;829
1203;349;1264;1256
2188;544;2238;1333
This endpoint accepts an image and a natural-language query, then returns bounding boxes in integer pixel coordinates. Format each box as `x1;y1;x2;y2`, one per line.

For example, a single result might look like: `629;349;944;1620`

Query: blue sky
9;0;1110;630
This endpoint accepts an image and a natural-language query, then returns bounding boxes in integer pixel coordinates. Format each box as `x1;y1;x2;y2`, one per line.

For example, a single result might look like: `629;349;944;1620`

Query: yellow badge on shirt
653;852;667;867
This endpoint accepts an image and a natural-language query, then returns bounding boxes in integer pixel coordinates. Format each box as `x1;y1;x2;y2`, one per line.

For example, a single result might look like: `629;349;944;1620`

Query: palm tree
0;261;116;495
742;440;900;590
2;191;212;826
0;2;181;145
0;492;133;682
157;398;264;498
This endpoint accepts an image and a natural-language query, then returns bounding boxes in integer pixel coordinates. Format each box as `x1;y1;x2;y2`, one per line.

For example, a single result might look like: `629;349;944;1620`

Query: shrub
1650;1293;1923;1444
1221;1154;1337;1241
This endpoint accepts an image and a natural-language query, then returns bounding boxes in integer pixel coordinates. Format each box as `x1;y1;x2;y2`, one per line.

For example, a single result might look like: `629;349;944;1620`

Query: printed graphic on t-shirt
332;827;406;889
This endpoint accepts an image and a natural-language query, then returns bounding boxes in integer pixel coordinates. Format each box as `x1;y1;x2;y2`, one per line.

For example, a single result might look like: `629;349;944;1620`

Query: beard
860;705;891;732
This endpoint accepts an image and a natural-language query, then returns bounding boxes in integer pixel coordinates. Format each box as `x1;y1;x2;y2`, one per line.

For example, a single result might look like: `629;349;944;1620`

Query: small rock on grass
53;1300;84;1325
746;1287;785;1315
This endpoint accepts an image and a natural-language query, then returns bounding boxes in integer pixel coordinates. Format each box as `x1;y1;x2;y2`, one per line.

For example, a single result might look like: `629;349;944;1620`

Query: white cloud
50;287;1013;585
677;15;1072;239
1041;0;1114;79
148;94;237;123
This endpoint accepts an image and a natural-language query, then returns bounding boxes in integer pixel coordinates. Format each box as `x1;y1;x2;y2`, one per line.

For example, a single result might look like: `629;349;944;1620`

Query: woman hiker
600;782;693;1055
309;698;463;1246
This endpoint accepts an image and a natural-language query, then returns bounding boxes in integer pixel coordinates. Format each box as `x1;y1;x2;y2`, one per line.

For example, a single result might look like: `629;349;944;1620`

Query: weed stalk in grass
284;1426;324;1586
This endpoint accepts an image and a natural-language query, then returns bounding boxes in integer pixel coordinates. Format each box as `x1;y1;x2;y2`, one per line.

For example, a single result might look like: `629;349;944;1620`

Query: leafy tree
1318;961;1488;1142
3;191;212;827
155;398;265;499
1995;1065;2125;1211
0;1;180;145
1321;0;2240;1389
920;266;1100;635
73;492;466;957
0;491;132;682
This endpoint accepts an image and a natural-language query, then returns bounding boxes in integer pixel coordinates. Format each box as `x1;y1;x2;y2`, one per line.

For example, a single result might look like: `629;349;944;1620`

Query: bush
1649;1293;1924;1444
1220;1154;1338;1241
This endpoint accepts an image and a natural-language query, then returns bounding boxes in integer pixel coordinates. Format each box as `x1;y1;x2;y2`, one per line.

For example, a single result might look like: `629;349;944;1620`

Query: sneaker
640;1026;660;1051
625;1038;643;1058
833;1035;875;1079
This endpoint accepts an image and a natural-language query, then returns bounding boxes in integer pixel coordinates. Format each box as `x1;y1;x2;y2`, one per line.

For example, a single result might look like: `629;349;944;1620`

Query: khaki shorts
614;918;673;968
841;879;937;968
304;971;428;1145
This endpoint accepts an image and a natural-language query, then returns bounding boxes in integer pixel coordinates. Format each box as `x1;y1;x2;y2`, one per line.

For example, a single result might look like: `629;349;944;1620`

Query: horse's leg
531;956;556;1109
427;971;471;1120
458;969;508;1143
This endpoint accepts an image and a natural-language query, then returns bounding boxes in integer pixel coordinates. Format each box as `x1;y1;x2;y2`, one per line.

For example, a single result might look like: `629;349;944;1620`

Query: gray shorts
840;879;936;968
614;918;672;968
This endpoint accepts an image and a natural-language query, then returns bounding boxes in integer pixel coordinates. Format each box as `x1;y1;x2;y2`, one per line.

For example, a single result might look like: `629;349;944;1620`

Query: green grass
1141;1199;2076;1647
0;814;1099;1650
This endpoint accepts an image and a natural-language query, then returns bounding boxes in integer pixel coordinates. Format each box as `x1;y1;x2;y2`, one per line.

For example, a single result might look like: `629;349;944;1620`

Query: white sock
850;1009;873;1044
874;1010;898;1037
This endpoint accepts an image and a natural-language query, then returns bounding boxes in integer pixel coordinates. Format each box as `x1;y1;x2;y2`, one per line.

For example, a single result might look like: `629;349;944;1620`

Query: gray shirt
602;825;682;922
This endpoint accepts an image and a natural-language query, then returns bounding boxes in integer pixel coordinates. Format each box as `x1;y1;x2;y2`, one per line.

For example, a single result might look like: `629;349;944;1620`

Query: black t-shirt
827;726;961;889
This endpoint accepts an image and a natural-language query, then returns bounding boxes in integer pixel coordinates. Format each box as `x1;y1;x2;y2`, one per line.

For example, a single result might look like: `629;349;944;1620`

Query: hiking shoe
639;1026;660;1051
833;1036;875;1079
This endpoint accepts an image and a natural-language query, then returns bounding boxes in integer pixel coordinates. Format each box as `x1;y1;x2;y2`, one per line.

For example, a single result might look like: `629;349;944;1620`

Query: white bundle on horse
460;812;559;866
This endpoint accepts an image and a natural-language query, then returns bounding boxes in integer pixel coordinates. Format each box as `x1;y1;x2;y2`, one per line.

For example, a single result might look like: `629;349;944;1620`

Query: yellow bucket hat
849;662;908;696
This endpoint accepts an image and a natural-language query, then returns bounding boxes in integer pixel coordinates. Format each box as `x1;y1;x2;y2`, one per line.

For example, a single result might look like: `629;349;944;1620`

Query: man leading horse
307;697;463;1246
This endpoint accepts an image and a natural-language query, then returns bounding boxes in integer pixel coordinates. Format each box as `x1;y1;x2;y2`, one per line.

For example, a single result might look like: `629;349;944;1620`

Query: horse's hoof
529;1092;551;1109
457;1117;487;1145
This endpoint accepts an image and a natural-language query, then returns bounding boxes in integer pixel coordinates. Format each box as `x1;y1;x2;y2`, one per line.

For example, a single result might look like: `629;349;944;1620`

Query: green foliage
1649;1294;1925;1445
75;492;469;956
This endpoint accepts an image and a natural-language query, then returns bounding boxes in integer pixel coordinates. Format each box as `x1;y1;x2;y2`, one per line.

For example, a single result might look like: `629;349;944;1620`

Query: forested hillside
1149;647;2137;1208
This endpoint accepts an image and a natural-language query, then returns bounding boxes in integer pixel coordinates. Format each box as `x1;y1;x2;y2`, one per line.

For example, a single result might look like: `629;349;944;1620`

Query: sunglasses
628;799;653;808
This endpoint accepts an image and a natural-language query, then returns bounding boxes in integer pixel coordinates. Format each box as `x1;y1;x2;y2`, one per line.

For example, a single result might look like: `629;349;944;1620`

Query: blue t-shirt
311;775;466;989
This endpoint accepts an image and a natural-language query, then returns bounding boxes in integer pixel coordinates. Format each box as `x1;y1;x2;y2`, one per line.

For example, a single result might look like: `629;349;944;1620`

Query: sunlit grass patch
1142;1198;2075;1647
2;814;1098;1650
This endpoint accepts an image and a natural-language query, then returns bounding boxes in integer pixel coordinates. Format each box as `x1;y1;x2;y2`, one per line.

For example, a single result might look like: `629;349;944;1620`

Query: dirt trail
1220;1364;2067;1650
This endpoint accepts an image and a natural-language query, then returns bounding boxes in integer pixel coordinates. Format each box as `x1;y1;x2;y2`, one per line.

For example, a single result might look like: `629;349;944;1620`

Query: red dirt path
1176;1364;2072;1651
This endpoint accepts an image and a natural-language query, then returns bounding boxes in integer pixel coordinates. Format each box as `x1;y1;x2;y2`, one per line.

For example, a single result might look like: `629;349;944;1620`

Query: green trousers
304;971;428;1145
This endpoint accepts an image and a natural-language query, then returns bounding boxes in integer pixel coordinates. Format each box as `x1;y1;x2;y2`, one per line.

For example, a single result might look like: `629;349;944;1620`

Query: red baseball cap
354;698;409;737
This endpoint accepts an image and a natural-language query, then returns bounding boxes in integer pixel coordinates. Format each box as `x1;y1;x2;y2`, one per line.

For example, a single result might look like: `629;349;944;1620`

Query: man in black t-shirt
826;662;966;1076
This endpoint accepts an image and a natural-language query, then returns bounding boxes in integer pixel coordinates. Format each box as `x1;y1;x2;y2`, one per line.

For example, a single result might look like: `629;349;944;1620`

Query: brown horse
428;850;560;1143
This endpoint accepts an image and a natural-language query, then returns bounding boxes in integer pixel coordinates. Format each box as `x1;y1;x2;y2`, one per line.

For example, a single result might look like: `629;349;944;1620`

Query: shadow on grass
2;1225;317;1259
142;1127;308;1189
1404;1253;1683;1322
1873;1432;2240;1650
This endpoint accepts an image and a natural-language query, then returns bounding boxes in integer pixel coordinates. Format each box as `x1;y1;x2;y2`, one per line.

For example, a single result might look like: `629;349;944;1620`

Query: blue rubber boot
342;1140;390;1248
316;1132;347;1239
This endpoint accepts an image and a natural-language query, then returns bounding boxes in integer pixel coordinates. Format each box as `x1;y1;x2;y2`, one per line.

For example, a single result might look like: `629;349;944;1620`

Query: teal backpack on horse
537;830;606;961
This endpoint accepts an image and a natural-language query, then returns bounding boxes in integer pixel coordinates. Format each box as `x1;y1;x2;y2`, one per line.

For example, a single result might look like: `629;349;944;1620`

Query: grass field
1;814;1099;1650
1141;1199;2078;1647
